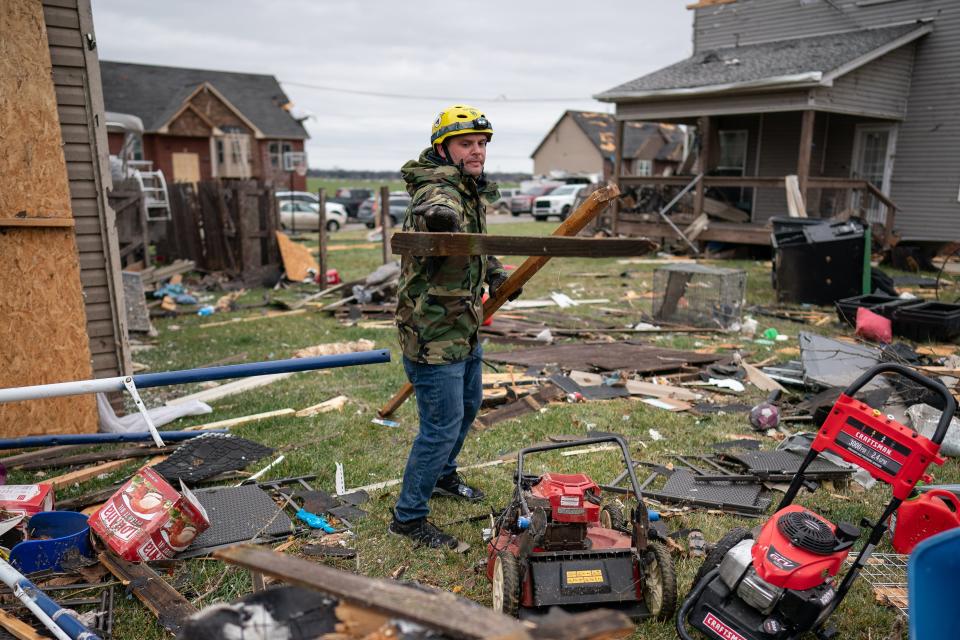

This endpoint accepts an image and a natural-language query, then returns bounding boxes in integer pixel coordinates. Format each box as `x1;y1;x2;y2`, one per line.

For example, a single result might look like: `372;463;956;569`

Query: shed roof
596;23;931;101
533;111;684;160
100;61;308;139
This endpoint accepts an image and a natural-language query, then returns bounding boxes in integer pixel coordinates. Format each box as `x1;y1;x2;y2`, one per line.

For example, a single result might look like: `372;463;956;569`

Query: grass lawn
13;220;957;639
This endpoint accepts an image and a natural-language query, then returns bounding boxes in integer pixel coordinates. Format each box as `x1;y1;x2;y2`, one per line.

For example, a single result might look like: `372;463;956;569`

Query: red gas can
892;489;960;554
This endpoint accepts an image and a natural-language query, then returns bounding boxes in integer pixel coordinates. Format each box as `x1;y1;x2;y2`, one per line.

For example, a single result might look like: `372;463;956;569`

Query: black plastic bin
771;218;867;306
834;294;923;328
891;301;960;342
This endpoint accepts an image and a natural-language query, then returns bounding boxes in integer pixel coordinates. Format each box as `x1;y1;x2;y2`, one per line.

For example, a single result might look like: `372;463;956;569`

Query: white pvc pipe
0;376;125;403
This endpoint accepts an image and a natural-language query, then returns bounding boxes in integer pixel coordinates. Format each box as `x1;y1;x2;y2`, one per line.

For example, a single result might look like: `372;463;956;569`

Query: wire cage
652;263;747;329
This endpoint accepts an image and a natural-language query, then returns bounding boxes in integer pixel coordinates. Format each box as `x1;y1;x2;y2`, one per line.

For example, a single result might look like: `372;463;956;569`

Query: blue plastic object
908;526;960;639
295;509;336;533
9;512;94;574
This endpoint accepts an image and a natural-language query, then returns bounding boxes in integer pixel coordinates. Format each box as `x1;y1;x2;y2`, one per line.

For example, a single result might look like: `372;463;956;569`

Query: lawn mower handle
844;363;956;445
516;436;645;516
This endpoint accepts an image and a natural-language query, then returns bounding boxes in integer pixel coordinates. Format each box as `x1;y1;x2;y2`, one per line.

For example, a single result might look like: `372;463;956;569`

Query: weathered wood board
0;0;97;436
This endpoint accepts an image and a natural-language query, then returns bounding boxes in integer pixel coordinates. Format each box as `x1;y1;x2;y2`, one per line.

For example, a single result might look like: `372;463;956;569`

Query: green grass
16;230;957;639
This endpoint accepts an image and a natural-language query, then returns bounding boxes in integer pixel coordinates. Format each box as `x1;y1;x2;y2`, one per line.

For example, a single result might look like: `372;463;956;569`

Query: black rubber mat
187;485;293;552
646;468;771;515
722;450;853;481
327;504;367;523
294;489;339;514
154;433;274;484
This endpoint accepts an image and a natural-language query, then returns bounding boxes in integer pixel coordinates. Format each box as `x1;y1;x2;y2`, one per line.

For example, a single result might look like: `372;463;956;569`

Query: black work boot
432;473;485;502
389;514;458;549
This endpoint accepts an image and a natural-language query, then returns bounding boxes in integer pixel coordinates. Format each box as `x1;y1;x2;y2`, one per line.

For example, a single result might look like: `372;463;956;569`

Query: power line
279;80;596;103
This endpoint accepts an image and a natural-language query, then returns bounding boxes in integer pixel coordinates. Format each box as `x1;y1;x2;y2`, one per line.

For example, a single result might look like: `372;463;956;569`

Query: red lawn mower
677;363;956;640
485;436;677;621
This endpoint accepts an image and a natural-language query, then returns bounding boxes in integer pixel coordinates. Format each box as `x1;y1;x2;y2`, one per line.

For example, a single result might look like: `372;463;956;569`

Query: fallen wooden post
378;184;620;418
214;545;531;640
99;552;198;635
390;232;656;257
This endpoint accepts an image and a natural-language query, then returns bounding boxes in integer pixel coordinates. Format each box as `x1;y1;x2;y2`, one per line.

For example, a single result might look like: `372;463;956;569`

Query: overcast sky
90;1;693;173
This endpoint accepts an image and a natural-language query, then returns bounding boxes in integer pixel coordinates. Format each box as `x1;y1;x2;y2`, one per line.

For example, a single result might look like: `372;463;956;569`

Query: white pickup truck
532;184;586;221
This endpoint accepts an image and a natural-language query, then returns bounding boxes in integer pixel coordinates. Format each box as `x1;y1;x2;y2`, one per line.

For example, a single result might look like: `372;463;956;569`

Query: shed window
717;130;748;174
269;141;293;169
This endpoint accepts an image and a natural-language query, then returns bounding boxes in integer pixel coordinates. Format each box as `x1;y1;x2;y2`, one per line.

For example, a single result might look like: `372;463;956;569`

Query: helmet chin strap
438;141;467;174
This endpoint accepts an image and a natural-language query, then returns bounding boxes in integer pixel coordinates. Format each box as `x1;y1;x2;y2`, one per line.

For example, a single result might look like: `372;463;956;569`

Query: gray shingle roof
100;61;308;139
596;23;925;100
564;111;684;160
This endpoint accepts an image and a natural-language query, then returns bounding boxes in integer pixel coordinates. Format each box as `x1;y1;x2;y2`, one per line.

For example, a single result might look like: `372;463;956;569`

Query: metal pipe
0;558;100;640
0;351;390;403
0;429;226;451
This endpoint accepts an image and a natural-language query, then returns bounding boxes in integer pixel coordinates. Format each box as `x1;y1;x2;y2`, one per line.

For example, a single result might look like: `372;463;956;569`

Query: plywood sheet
276;231;318;281
0;1;96;437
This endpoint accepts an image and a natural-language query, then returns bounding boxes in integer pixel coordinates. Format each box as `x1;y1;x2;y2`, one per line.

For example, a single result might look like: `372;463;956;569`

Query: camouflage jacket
395;149;506;364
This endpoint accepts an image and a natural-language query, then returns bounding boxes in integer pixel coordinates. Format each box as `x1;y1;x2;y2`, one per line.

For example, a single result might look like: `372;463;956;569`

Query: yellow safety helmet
430;105;493;146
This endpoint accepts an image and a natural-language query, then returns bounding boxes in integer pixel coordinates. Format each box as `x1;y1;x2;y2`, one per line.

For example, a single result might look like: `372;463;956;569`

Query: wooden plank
1;445;83;469
99;552;198;635
0;609;46;640
615;219;772;246
686;0;737;8
378;184;620;418
19;446;166;471
390;232;656;257
796;109;815;202
0;217;75;228
214;545;531;640
45;458;133;488
184;408;296;430
612;119;625;235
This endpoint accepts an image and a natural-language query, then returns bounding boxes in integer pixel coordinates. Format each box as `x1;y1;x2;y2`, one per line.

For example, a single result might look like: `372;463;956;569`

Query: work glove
487;256;521;301
420;205;461;232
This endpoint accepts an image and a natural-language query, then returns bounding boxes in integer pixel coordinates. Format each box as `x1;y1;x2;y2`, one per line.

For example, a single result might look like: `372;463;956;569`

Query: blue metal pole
0;429;227;451
0;558;100;640
132;350;391;388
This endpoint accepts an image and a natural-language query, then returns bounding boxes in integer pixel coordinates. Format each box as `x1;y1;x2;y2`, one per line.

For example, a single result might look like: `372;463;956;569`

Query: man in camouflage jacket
390;106;519;549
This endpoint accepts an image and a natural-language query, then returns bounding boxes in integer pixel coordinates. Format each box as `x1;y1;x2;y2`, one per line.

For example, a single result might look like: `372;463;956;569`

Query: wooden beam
0;445;84;469
184;408;296;430
615;219;772;246
379;185;391;265
612;119;625;235
390;232;656;257
317;187;327;291
797;110;815;204
378;184;620;418
214;545;532;640
694;116;711;219
19;445;167;471
0;609;45;640
0;217;75;228
45;458;134;488
99;552;198;634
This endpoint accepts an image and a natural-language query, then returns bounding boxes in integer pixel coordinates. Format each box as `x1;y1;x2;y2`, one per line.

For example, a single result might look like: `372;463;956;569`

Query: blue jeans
394;347;483;522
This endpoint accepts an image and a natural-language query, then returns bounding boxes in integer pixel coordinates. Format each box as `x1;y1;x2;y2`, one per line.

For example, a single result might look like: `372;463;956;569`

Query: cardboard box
0;484;54;524
90;467;209;561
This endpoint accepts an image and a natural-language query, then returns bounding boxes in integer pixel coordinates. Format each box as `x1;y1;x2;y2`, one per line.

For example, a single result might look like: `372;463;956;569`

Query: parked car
532;184;586;221
357;192;411;228
510;184;561;215
275;190;319;207
278;200;348;232
328;187;374;218
492;187;521;214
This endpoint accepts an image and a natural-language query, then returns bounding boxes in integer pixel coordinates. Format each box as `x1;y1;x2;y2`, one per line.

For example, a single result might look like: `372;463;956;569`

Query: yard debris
153;433;274;484
296;394;349;417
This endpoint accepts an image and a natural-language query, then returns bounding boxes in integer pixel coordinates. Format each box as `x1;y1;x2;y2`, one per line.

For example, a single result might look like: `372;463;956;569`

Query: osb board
276;231;319;281
0;0;73;220
0;1;96;437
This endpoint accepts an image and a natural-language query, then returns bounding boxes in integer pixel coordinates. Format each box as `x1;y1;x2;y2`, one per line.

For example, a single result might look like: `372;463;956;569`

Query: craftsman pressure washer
677;363;956;640
485;436;677;621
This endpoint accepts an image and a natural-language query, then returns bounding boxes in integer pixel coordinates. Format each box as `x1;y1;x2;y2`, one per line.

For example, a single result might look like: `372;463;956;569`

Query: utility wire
280;80;595;103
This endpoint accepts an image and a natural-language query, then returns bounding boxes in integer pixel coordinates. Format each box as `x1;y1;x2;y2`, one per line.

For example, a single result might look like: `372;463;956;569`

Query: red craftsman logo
703;613;747;640
853;430;894;456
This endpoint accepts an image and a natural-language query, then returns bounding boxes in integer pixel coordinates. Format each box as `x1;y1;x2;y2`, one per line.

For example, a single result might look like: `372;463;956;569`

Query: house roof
100;61;308;139
595;22;931;101
533;110;684;161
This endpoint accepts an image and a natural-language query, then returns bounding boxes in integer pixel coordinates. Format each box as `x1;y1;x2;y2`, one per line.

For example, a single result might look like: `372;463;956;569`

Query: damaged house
100;61;309;190
595;0;960;246
531;110;685;181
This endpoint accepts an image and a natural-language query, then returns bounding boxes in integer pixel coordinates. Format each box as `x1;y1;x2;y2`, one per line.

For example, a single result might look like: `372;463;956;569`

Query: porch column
796;110;815;206
693;116;711;219
611;118;625;235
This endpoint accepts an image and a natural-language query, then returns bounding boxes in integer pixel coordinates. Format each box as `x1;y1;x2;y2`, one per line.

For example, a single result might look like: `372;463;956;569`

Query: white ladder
134;168;172;221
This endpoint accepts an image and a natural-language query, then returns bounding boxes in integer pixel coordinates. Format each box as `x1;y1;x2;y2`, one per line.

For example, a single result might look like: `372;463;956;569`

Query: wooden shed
0;0;130;437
